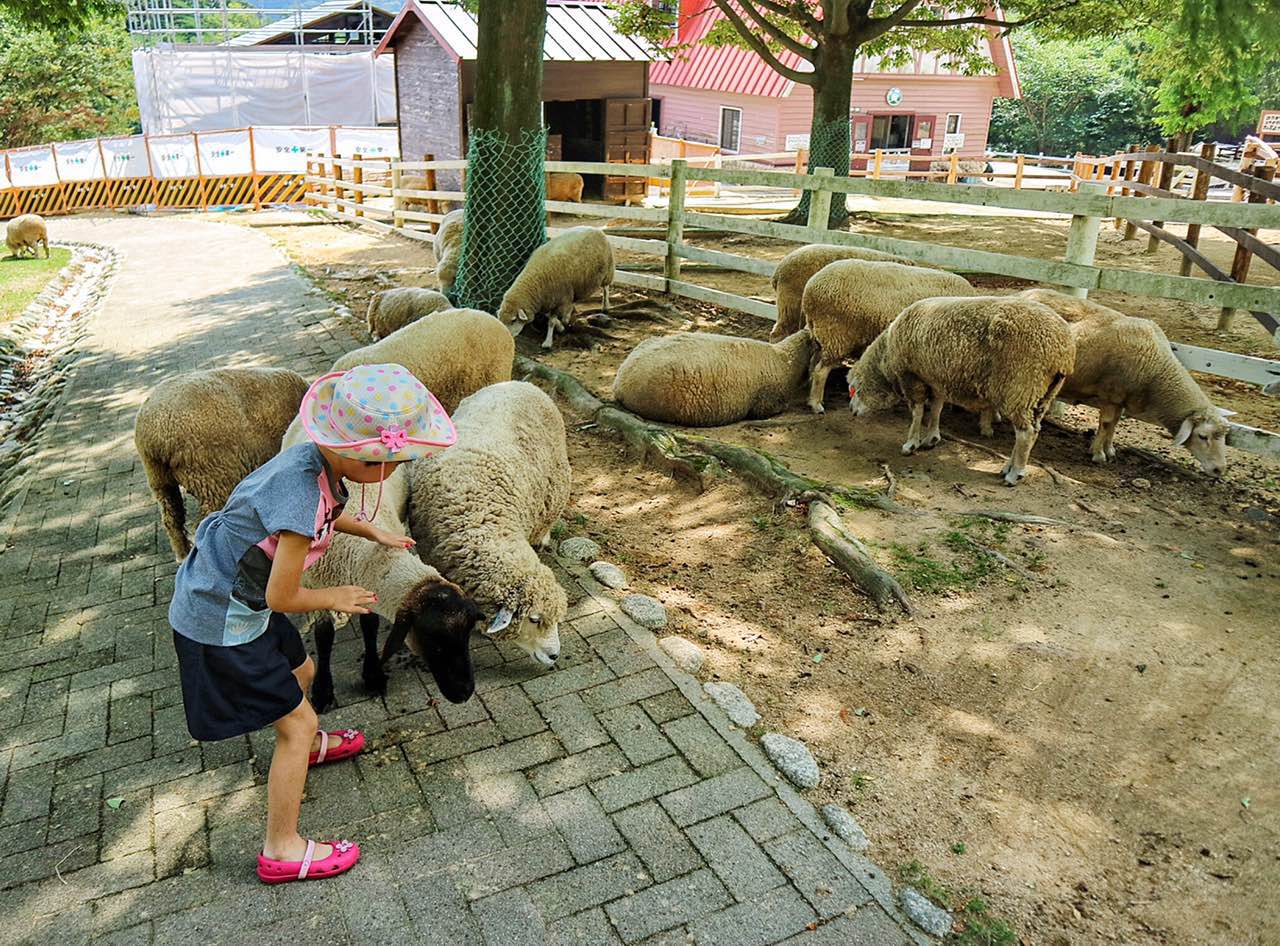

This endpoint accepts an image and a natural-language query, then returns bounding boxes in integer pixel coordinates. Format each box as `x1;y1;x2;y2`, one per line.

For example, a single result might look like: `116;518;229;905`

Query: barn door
850;115;872;172
603;97;652;205
909;113;937;176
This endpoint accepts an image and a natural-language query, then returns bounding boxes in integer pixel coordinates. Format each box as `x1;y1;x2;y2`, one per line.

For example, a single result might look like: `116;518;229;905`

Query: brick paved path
0;216;923;946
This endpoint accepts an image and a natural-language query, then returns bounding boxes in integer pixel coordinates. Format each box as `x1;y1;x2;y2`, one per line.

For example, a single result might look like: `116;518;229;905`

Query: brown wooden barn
374;0;657;201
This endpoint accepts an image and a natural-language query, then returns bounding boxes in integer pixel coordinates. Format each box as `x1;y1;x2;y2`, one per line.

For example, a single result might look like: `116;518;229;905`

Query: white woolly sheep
332;307;513;414
770;243;924;341
408;381;571;668
6;214;49;259
546;172;584;203
1057;313;1232;474
398;174;432;211
802;259;975;413
1015;288;1126;324
434;208;465;292
366;287;452;339
496;226;614;349
848;296;1075;485
612;329;813;426
135;367;308;561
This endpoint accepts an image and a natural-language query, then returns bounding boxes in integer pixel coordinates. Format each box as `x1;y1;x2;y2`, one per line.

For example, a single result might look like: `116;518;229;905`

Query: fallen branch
880;463;897;501
968;540;1039;582
961;510;1072;527
805;493;913;614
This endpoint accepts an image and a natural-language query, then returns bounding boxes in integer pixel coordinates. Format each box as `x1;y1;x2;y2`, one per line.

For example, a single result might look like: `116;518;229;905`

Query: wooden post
946;151;959;185
1217;164;1275;331
352;152;364;218
333;153;345;215
392;161;404;229
664;158;687;287
805;165;835;234
1146;139;1178;253
1123;149;1155;241
1115;144;1139;230
1014;153;1025;189
1069;152;1081;191
1106;150;1122;196
1062;181;1104;299
97;137;115;210
1180;141;1216;277
143;134;158;208
794;147;807;176
49;143;70;215
423;152;440;222
4;152;21;216
248;126;261;211
872;149;883;180
193;132;208;211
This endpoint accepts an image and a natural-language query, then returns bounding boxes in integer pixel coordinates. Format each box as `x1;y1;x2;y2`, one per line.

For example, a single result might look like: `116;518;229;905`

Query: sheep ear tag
486;606;515;636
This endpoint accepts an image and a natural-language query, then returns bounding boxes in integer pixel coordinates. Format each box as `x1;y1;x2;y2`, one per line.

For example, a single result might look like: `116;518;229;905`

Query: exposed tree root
943;434;1084;487
805;493;913;614
961;510;1073;527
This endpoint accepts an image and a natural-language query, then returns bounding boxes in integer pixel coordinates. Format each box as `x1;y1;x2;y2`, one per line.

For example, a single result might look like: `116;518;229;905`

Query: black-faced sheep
612;330;813;426
135;367;309;561
496;226;614;349
6;214;49;259
848;296;1075;485
770;243;924;341
366;287;452;339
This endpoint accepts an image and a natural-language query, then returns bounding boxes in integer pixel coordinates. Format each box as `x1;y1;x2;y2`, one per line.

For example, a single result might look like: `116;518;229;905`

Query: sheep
398;174;432;211
366;287;452;339
546;172;584;203
407;381;571;669
802;259;976;414
276;429;482;709
496;226;614;349
848;296;1075;486
612;329;813;426
135;367;309;561
1056;313;1231;474
331;307;513;414
1015;288;1126;324
434;208;465;292
6;214;49;259
770;244;924;341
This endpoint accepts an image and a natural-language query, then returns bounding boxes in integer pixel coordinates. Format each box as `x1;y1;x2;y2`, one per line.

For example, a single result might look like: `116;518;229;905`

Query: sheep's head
382;577;482;703
496;299;532;337
1173;407;1233;477
482;567;567;669
846;341;896;416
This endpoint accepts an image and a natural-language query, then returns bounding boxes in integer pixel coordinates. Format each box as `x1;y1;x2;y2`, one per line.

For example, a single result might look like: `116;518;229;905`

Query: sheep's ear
486;606;515;636
380;617;411;664
1173;416;1195;446
1216;407;1237;419
518;308;532;322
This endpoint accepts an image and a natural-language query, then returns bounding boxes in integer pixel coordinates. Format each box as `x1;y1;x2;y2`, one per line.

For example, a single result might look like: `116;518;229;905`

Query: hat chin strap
355;463;386;523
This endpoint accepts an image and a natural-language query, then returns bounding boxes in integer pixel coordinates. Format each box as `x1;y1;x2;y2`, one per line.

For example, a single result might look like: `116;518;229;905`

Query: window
719;107;742;153
945;113;962;135
869;114;912;150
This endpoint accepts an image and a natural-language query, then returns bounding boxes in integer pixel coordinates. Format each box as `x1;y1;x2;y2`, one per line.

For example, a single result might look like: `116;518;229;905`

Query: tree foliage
0;12;138;149
0;0;122;32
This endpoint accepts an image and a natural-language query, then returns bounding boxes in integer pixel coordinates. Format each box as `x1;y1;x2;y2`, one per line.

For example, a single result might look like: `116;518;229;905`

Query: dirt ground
245;208;1279;946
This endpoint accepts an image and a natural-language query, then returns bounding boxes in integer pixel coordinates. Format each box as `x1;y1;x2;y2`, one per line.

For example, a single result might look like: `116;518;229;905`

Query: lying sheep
770;244;923;341
496;226;614;349
848;296;1075;485
546;172;584;203
408;381;570;668
613;329;813;426
1058;313;1231;473
6;214;49;259
398;174;432;211
366;287;451;339
434;208;465;292
332;307;513;414
135;367;308;561
802;259;975;413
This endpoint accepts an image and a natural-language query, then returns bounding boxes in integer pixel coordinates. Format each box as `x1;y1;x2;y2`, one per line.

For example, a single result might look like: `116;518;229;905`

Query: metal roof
377;1;657;62
223;0;395;47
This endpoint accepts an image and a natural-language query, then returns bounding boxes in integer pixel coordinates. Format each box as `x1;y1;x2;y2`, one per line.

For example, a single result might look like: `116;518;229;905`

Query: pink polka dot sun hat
299;363;456;462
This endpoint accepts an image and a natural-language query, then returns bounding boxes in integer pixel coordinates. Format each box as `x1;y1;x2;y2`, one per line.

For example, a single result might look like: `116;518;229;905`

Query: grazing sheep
366;287;452;339
1057;314;1231;474
434;208;465;292
848;296;1075;485
770;244;923;341
496;226;614;349
546;172;584;203
135;367;308;561
408;381;570;668
332;307;513;414
802;259;975;413
6;214;49;259
612;329;813;426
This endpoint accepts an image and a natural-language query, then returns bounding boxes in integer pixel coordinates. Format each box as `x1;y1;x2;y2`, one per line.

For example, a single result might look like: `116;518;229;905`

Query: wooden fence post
1180;141;1216;277
248;126;261;211
664;158;688;288
946;151;959;185
871;149;883;180
1218;164;1276;332
1123;148;1155;241
352;152;364;218
1062;181;1104;299
423;153;440;222
1115;144;1139;230
1106;150;1122;196
805;166;835;234
1014;153;1025;189
392;161;403;229
794;147;807;175
333;153;344;213
1146;138;1178;253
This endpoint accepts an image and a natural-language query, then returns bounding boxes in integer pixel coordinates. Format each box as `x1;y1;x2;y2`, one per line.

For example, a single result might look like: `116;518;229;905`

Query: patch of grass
890;541;996;594
0;248;72;322
848;768;875;797
898;859;952;907
952;898;1017;946
951;841;967;855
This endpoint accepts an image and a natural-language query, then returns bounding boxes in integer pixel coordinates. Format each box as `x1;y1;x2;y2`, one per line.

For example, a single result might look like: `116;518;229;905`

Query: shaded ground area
264;211;1280;946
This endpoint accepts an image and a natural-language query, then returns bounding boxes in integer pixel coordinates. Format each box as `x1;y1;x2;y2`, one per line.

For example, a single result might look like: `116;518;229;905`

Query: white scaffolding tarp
133;47;397;135
251;127;334;173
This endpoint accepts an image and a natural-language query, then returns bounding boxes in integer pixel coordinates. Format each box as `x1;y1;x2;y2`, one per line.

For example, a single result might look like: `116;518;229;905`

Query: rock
620;594;666;629
1131;477;1152;490
559;536;601;563
589;561;628;589
703;681;759;728
821;804;870;851
760;733;819;789
658;636;703;674
899;887;952;937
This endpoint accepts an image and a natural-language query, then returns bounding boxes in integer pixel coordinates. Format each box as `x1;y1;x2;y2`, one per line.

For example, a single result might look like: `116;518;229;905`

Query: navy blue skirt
173;612;309;741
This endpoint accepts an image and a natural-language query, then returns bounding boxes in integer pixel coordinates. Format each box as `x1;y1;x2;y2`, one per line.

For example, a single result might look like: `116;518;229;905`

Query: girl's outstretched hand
371;527;415;550
328;585;377;614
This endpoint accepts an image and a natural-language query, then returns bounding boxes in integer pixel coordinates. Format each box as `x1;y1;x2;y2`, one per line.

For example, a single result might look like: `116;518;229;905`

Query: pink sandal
308;728;365;767
257;839;360;884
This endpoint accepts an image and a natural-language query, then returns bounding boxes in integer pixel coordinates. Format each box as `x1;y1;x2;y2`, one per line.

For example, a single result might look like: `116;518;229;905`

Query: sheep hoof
311;677;336;714
901;441;918;455
1002;468;1025;486
979;424;994;438
1091;451;1108;464
809;402;826;415
1105;447;1117;461
362;656;388;696
921;433;941;449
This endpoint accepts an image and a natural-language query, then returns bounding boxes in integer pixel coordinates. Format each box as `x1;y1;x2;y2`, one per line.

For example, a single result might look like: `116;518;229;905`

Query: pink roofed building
649;0;1021;164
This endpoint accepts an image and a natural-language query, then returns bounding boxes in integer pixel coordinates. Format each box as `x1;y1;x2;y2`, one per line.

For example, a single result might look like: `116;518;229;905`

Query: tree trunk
780;32;855;229
453;0;548;313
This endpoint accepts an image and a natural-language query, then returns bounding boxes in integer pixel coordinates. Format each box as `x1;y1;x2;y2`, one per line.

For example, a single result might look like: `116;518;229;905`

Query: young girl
168;363;456;884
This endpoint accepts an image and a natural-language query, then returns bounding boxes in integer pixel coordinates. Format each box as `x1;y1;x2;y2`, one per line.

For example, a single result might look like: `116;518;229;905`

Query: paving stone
387;818;506;881
760;734;820;790
474;887;551;946
611;801;704;884
201;734;250;770
471;772;556;847
732;798;797;844
686;884;817;946
639;690;696;726
591;755;698;814
776;909;912;946
527;851;650;921
659;767;772;828
403;720;503;767
93;922;153;946
763;830;872;920
56;734;155;782
103;747;201;796
590;628;657;678
581;669;673;714
47;773;102;844
539;692;610;753
701;682;759;728
662;715;740;778
0;816;48;856
438;688;493;728
600;704;675;766
336;854;418;946
482;684;548;741
899;887;952;937
546;907;624;946
1;761;55;825
545;785;627;864
21;676;70;723
151;887;278;946
820;804;870;852
451;833;575;900
152;761;254;812
0;836;99;890
687;815;786;900
529;743;629;798
657;637;704;674
399;870;482;945
568;612;621;638
559;537;601;563
588;561;628;589
522;661;616;705
414;760;487;828
604;868;732;943
154;802;209;878
619;595;667;630
355;745;424;814
465;731;565;778
101;787;154;860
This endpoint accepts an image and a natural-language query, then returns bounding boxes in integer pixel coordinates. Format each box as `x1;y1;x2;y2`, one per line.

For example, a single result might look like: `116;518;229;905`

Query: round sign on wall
885;87;903;106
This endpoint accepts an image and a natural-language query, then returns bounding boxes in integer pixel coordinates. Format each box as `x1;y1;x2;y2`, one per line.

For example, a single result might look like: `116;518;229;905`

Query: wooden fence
305;154;1280;460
